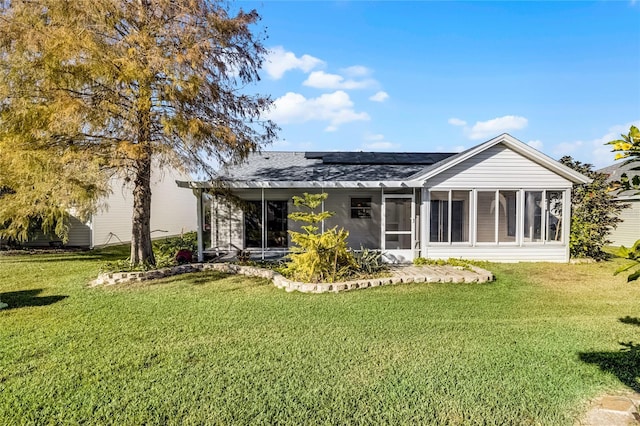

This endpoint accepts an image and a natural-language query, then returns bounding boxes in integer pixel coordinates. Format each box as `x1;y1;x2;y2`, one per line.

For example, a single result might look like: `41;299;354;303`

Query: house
22;167;197;248
178;134;591;263
598;161;640;247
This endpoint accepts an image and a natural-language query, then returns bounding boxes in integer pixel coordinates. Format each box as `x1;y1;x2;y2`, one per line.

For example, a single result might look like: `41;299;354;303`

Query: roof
176;134;592;189
598;160;640;200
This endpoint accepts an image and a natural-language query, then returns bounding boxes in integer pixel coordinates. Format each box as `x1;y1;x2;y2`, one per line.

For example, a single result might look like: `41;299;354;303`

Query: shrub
284;193;357;283
354;247;386;275
614;239;640;282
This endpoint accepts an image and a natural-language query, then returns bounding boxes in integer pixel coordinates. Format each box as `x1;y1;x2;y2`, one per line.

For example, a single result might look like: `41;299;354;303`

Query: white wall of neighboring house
609;198;640;247
21;166;197;248
91;167;197;248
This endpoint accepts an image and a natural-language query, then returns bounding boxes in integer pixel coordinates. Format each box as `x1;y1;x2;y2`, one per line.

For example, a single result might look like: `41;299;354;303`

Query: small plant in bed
100;232;198;272
413;257;474;270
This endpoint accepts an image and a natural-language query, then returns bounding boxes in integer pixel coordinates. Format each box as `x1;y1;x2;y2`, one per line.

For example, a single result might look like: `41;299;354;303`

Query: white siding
426;245;568;263
428;143;573;189
92;167;197;247
609;199;640;247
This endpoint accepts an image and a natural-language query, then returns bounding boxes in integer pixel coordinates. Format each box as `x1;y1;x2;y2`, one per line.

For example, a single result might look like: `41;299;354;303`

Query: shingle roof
221;151;458;182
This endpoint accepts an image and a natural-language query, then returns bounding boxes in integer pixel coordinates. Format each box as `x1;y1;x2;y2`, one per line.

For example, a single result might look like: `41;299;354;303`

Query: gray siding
212;188;382;251
609;199;640;247
428;143;572;189
23;215;91;248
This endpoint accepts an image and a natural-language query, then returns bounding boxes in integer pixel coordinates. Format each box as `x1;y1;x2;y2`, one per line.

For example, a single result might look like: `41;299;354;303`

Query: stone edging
92;263;493;293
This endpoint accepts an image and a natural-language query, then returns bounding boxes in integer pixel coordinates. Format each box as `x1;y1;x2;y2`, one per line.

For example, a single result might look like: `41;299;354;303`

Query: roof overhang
409;133;592;185
176;180;424;190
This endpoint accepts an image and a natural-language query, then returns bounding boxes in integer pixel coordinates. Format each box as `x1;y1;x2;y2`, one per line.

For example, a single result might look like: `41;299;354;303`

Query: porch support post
321;185;325;233
562;188;571;262
420;186;428;258
380;186;385;252
196;188;204;262
261;187;265;260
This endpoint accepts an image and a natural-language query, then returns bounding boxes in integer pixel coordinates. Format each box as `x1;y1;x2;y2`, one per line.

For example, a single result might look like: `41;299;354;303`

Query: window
429;190;469;243
351;197;372;219
546;191;563;242
498;190;517;243
476;191;496;242
244;200;288;248
523;191;542;242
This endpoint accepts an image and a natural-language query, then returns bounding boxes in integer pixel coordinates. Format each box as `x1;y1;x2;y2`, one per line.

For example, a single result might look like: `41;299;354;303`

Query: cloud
303;71;376;90
265;90;370;131
527;140;544;150
554;120;640;168
263;46;324;80
342;65;371;77
361;133;399;150
369;91;389;102
448;118;467;127
468;115;528;140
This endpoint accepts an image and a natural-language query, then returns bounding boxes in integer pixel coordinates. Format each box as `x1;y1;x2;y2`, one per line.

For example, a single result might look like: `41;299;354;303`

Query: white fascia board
176;180;423;189
411;133;592;185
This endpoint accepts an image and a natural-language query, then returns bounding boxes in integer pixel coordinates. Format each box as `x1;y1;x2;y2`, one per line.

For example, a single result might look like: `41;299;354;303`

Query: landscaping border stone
91;263;493;292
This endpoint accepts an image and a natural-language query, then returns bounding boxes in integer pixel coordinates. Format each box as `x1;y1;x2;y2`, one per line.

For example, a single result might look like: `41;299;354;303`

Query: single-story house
598;161;640;247
21;167;196;248
178;134;591;263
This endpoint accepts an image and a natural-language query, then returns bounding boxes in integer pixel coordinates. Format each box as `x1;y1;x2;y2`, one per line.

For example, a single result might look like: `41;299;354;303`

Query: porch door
382;195;415;262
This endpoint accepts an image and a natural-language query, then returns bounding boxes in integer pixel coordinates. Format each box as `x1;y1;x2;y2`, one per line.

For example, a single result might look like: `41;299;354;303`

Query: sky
239;1;640;169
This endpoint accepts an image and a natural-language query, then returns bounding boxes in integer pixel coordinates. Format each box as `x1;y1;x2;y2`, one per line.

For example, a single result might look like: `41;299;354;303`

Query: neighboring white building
599;161;640;248
179;134;591;263
25;167;197;248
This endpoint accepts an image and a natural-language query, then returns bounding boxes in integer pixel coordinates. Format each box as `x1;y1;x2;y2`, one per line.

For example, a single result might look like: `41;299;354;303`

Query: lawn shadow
620;316;640;326
0;289;68;310
579;317;640;392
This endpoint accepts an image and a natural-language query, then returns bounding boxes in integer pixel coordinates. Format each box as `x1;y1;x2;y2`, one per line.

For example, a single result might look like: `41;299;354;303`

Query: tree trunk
130;147;155;266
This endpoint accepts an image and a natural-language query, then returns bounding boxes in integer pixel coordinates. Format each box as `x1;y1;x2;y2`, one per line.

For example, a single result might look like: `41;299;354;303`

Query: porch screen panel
524;191;542;242
546;191;563;242
476;191;496;243
244;200;288;248
498;190;517;243
451;191;470;243
386;198;411;232
429;191;448;242
385;234;411;250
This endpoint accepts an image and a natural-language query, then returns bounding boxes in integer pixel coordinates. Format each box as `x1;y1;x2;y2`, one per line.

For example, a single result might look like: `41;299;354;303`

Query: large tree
0;0;276;265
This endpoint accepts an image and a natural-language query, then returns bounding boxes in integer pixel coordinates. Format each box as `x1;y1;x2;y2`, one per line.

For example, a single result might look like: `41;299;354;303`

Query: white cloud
369;91;389;102
554;120;640;168
527;140;544;150
342;65;371;77
467;115;528;140
303;71;376;90
263;46;324;80
361;133;399;150
448;117;467;127
265;90;370;131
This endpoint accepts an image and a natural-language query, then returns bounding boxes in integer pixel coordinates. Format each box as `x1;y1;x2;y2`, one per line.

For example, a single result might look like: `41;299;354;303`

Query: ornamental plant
285;193;357;283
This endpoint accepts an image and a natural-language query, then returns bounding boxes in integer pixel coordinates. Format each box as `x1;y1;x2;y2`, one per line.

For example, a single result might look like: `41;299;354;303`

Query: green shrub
614;239;640;282
284;193;357;283
413;257;473;270
100;232;198;272
354;247;386;275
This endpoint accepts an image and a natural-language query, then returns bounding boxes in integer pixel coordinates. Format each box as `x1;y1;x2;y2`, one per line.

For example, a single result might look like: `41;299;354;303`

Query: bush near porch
1;247;638;424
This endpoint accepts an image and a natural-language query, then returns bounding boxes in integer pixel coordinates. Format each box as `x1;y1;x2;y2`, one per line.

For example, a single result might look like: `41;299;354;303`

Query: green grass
1;248;638;425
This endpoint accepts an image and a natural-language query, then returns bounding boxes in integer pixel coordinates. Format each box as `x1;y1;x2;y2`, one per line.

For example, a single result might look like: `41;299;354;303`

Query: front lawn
0;249;638;425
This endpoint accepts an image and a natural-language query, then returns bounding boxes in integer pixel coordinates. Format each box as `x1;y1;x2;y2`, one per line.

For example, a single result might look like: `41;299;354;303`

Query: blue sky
242;1;639;169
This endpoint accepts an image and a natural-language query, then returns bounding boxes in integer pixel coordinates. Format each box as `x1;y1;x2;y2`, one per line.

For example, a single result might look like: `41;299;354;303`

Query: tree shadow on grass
579;317;640;393
0;289;68;311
